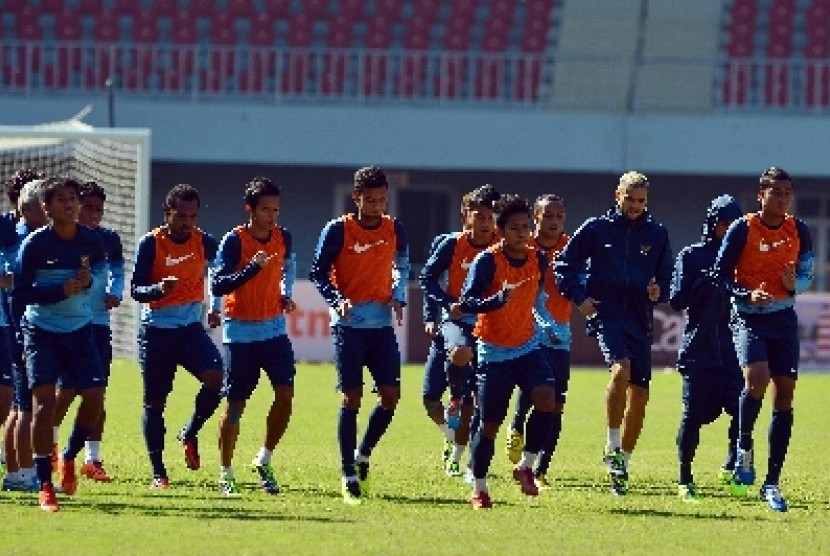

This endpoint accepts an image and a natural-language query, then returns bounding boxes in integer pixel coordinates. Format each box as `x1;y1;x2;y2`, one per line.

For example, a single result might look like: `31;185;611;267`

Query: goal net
0;120;151;360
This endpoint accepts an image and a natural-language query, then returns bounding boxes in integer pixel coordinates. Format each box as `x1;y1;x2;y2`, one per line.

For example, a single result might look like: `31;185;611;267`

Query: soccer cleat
732;448;755;487
470;491;493;510
445;399;462;430
60;459;77;496
38;483;59;512
356;461;370;494
760;484;788;512
150;476;170;490
442;439;453;466
512;466;539;496
219;476;241;497
341;479;362;506
718;467;733;484
177;430;200;471
445;459;462;477
603;449;629;496
81;461;113;482
505;429;524;465
49;444;59;473
251;462;280;494
535;473;551;490
2;475;23;491
678;483;700;504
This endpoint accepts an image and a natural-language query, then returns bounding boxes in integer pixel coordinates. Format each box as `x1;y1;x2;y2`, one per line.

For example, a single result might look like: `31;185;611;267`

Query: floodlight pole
106;77;115;128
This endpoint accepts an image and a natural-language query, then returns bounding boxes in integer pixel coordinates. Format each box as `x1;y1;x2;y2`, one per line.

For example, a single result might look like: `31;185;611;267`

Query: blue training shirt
87;226;125;327
14;223;107;333
211;226;296;343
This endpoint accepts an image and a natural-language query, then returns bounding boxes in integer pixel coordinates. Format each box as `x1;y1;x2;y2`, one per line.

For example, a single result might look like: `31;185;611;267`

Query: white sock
519;451;537;469
354;450;369;464
451;444;466;462
255;447;273;465
85;441;101;463
439;423;454;442
474;478;488;494
6;470;20;481
53;426;60;445
623;450;632;467
220;466;234;479
606;428;621;452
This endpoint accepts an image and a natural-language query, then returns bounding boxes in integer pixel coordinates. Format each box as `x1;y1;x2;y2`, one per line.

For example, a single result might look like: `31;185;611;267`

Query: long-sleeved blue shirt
88;226;125;327
556;205;672;338
14;223;107;333
308;215;409;328
131;229;219;327
211;225;295;343
715;213;814;315
0;212;20;327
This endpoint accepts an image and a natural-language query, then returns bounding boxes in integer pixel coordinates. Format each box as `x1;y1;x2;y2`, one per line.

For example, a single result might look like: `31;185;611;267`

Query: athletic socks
337;407;358;476
606;428;621;453
765;409;794;485
357;404;394;458
62;423;92;461
254;447;273;466
738;389;763;451
142;405;167;477
85;440;101;464
181;385;222;439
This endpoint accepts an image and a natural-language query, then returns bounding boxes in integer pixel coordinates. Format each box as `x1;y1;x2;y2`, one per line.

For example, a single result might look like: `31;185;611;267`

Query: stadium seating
0;0;559;104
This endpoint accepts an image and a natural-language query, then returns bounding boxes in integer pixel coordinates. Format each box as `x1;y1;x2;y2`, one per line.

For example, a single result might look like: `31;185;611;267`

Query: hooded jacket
556;204;672;338
669;195;743;370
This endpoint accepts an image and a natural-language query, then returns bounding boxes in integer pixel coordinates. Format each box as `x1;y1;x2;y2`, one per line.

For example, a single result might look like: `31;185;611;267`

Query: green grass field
2;361;829;555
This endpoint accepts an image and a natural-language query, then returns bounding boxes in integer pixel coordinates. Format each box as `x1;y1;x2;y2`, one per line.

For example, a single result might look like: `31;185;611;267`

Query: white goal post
0;121;151;359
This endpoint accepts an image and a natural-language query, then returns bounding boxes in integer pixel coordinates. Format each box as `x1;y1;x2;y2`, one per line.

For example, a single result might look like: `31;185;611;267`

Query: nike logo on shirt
352;240;386;254
165;253;194;266
460;259;473;270
502;278;530;291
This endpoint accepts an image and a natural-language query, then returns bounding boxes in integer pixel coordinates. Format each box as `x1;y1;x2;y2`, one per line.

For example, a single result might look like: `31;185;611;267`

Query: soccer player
14;177;107;511
131;184;223;489
308;165;409;505
1;179;48;492
714;167;813;512
50;181;124;483
0;197;17;480
211;177;297;497
420;185;500;477
556;171;672;496
669;194;744;503
505;194;572;488
459;193;559;509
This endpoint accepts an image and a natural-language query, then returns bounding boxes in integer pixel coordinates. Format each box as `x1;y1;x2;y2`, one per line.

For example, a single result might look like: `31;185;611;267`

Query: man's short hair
353;166;388;193
759;167;792;188
618;171;649;191
163;184;200;212
493;194;531;228
244;176;281;208
18;178;46;213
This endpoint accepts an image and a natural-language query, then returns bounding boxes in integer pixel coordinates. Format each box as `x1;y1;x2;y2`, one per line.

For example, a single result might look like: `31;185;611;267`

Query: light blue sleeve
282;252;296;299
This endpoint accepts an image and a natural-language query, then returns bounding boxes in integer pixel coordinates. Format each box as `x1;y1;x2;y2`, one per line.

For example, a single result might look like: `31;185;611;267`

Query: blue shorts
23;322;105;390
733;308;799;378
333;325;400;391
541;345;570;405
422;332;447;401
0;326;12;388
138;322;224;402
592;320;652;388
222;335;296;401
476;349;555;424
92;324;113;383
680;365;743;425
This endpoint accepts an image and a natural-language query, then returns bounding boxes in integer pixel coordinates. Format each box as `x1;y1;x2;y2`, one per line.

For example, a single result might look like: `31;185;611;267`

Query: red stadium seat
211;15;238;46
43;64;71;89
227;0;253;18
170;17;197;45
154;0;178;16
55;18;83;42
159;68;186;92
280;52;312;95
443;30;471;52
722;62;751;105
375;0;404;20
94;11;119;42
805;63;830;107
520;34;547;53
340;0;366;20
238;68;266;94
515;58;541;101
481;33;508;53
200;68;226;93
435;54;467;98
56;45;83;72
113;0;139;17
413;0;441;21
320;52;349;96
170;48;196;74
474;58;505;99
263;0;291;19
396;53;428;97
360;53;388;96
250;13;278;37
763;62;789;106
403;30;429;50
450;0;477;21
768;0;795;25
731;0;757;24
525;0;554;20
189;0;213;17
364;24;392;49
134;9;157;30
326;15;354;48
134;23;160;44
303;0;328;20
249;22;276;47
523;18;550;41
490;0;516;20
77;0;103;15
484;16;512;42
